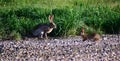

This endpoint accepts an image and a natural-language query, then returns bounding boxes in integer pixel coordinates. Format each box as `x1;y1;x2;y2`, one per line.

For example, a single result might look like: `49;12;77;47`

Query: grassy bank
0;0;120;40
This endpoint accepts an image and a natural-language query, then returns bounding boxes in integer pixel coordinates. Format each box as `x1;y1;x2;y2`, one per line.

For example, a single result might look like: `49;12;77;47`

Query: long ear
48;14;54;23
81;26;84;33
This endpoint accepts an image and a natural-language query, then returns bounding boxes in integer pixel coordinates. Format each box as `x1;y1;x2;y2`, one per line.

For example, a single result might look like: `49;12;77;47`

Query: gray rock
0;35;120;61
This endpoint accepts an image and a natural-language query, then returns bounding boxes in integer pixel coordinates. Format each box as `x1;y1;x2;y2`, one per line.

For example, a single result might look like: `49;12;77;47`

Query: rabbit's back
34;23;49;30
93;33;101;41
87;33;96;39
87;33;100;41
32;28;43;36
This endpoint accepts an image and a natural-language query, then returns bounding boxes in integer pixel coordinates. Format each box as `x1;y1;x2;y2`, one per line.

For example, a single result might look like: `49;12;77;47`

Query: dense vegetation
0;0;120;40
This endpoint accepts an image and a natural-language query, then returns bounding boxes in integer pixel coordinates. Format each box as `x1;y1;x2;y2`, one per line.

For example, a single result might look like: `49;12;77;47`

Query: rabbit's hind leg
38;31;44;39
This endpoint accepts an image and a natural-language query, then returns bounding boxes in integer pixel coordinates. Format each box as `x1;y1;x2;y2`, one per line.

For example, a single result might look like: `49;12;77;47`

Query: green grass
0;0;120;39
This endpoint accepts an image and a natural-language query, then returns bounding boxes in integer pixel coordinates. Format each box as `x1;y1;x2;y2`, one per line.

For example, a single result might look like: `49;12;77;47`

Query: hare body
81;27;101;41
32;15;56;39
82;33;101;41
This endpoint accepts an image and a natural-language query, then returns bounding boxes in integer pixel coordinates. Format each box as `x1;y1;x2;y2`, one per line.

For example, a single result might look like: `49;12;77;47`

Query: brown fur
81;27;101;41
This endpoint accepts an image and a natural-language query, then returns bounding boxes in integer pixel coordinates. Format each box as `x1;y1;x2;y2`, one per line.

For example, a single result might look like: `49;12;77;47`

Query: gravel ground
0;35;120;61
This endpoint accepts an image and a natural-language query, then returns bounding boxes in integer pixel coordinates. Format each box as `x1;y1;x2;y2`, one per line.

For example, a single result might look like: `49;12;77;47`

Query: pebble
0;35;120;61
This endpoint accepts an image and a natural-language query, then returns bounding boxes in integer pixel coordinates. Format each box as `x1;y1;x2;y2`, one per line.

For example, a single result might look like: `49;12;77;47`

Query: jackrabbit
80;27;101;41
32;14;56;39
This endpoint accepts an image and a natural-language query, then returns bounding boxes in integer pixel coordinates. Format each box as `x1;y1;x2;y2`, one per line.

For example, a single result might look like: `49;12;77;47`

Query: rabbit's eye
49;23;56;28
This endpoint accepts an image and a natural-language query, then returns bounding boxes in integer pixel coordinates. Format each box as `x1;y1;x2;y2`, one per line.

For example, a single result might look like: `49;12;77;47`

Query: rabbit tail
32;28;44;36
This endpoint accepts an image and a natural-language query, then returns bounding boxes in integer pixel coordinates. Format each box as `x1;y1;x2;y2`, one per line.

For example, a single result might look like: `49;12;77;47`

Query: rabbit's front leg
41;31;44;38
38;31;44;39
45;33;48;39
40;34;43;38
